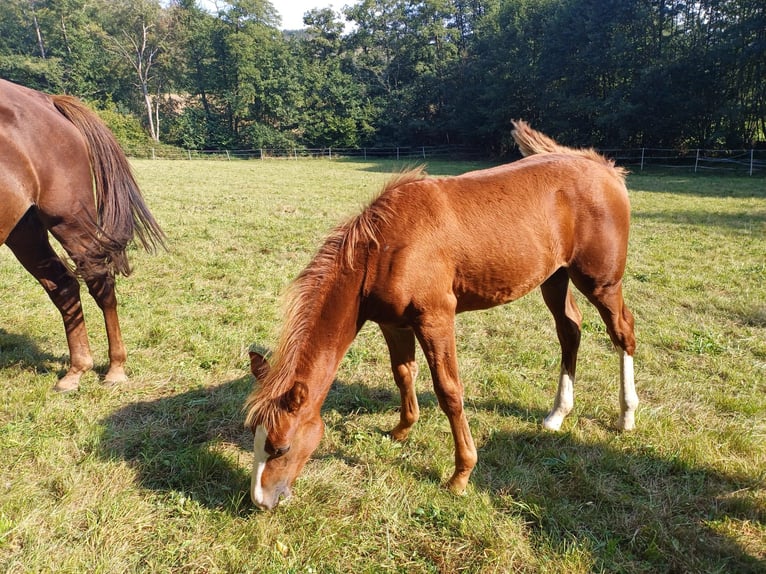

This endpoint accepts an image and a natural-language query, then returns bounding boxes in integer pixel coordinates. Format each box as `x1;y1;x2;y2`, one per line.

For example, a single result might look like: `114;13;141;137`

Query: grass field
1;159;764;573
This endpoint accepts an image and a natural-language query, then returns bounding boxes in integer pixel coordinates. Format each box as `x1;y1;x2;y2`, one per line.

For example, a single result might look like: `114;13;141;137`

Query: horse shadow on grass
0;328;68;378
95;362;439;516
314;378;765;572
470;428;764;572
95;356;420;516
98;373;256;515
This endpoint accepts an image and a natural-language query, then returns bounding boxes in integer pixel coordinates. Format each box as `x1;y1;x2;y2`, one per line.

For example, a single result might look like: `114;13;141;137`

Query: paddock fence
125;144;766;175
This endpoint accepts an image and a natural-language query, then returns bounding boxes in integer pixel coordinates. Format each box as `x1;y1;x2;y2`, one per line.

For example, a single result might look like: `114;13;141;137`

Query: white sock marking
619;352;638;430
543;367;574;431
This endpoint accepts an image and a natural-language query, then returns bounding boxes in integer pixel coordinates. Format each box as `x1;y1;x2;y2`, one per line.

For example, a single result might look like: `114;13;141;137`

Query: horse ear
249;351;270;381
285;382;308;412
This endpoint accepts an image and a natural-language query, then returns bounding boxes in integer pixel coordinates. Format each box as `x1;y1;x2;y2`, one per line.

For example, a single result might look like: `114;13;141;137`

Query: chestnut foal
244;121;636;509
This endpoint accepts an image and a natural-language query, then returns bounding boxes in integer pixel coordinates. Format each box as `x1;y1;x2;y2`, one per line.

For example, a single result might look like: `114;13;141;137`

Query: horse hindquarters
567;204;637;430
5;209;93;391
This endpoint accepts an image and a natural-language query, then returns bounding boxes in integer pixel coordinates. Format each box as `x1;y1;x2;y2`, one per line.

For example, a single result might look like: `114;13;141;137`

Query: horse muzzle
251;481;292;511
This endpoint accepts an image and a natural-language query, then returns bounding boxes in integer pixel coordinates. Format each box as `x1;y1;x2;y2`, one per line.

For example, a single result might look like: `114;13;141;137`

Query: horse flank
51;95;166;277
243;167;428;429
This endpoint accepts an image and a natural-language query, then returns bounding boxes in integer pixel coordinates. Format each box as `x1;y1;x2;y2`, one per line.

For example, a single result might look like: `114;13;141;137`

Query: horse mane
244;166;428;429
511;120;628;178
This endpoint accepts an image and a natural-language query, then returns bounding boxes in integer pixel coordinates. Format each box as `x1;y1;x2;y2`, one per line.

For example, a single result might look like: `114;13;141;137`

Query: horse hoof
53;378;80;393
103;367;128;386
389;427;411;442
103;375;128;387
542;416;564;432
445;474;470;495
617;416;636;432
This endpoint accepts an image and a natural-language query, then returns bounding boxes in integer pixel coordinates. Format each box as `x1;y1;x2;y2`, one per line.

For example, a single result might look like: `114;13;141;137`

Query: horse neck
293;266;365;407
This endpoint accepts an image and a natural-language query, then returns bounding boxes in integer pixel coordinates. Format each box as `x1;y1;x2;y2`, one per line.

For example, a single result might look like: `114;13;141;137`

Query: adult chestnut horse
0;79;164;391
245;121;637;510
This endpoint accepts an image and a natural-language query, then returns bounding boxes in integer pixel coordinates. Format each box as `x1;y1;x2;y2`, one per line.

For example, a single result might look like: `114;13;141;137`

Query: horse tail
51;95;166;276
511;119;627;177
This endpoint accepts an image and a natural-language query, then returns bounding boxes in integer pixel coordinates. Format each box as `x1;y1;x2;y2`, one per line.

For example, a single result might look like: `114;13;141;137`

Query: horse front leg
6;210;94;392
415;310;477;494
380;325;420;441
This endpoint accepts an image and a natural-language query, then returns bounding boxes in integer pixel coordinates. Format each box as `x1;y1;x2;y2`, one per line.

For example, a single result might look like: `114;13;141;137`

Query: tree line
2;0;764;154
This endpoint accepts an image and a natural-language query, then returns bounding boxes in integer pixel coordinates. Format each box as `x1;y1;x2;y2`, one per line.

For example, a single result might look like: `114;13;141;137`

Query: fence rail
604;147;766;176
125;144;766;175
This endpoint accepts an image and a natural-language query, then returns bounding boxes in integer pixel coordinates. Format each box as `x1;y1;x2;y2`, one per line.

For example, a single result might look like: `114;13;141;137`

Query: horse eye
266;442;291;459
273;445;290;458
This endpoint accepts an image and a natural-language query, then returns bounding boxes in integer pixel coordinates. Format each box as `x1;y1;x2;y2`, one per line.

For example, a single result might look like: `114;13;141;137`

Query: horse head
247;351;325;510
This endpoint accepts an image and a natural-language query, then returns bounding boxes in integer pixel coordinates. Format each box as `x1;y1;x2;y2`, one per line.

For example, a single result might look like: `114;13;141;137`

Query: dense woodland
1;0;764;153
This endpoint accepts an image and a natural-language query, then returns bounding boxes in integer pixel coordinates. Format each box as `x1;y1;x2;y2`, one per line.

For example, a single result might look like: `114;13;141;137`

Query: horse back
362;154;630;318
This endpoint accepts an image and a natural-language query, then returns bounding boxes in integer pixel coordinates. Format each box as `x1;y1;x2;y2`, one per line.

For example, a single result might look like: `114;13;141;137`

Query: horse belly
453;258;556;313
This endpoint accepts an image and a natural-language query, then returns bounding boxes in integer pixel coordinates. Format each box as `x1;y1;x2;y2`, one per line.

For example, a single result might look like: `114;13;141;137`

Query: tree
99;0;176;142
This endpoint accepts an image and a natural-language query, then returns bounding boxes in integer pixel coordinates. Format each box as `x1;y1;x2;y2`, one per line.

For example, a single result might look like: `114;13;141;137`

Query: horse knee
435;387;464;416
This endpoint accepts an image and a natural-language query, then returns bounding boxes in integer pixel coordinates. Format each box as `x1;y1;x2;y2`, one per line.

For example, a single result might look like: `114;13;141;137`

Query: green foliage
0;54;63;92
95;101;154;148
0;0;764;150
242;121;298;149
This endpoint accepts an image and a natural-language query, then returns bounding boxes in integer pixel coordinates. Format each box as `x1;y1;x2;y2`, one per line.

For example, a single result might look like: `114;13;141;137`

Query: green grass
1;160;764;573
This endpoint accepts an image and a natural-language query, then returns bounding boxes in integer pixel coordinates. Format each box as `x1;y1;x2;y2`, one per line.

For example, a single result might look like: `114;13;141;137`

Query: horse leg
5;210;93;392
82;273;127;385
577;279;638;431
43;219;128;386
540;268;583;431
414;304;477;494
380;325;419;441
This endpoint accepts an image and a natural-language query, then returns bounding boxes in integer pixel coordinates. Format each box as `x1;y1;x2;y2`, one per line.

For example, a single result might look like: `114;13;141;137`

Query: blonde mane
244;167;428;429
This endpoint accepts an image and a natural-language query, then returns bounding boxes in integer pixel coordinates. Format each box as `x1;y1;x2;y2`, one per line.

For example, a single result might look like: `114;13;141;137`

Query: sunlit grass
1;160;764;572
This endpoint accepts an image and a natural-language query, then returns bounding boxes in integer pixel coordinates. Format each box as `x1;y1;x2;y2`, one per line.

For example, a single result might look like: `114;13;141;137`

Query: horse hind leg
5;209;94;392
46;220;128;386
380;325;420;441
577;278;638;431
82;272;127;385
540;268;583;431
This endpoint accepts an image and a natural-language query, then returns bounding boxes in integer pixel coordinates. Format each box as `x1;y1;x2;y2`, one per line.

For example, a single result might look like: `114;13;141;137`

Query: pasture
1;159;764;573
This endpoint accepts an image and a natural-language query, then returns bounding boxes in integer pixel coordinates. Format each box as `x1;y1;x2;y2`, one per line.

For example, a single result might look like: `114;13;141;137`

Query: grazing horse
244;121;637;510
0;79;165;391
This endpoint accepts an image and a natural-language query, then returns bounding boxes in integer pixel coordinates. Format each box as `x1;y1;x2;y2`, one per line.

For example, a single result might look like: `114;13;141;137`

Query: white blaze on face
251;425;269;508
